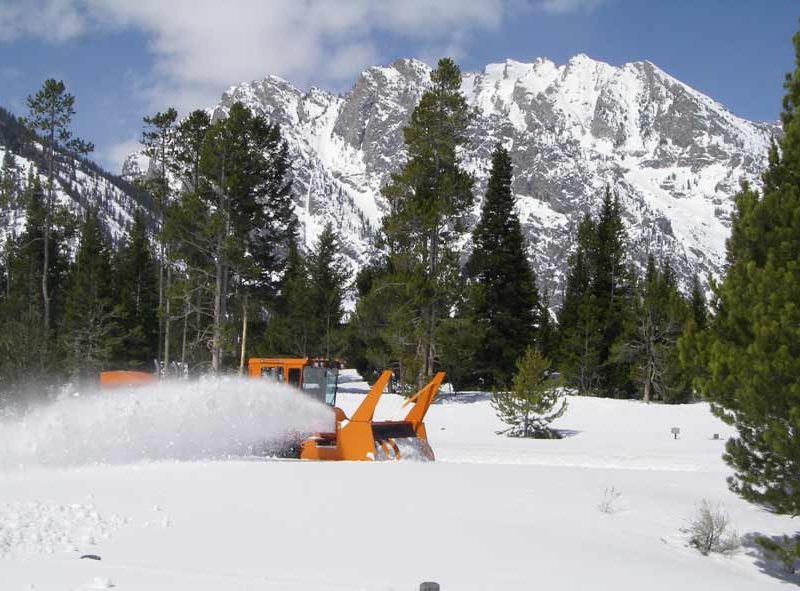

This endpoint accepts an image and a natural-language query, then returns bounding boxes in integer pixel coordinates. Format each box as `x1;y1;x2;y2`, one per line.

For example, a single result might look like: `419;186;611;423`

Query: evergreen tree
556;215;602;394
23;79;93;334
307;222;349;358
262;241;312;356
164;102;295;371
492;347;567;438
0;150;20;230
360;57;473;385
698;30;800;515
592;187;632;397
342;260;399;385
114;210;159;368
140;108;177;369
174;110;211;189
0;237;7;301
466;145;540;386
615;255;690;402
0;178;71;389
689;273;708;329
62;210;117;378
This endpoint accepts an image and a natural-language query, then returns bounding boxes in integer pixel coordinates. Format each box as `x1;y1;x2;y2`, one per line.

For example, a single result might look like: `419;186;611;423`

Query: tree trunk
157;241;164;370
42;112;55;337
239;297;248;375
181;296;188;366
212;233;223;373
424;221;439;380
163;263;171;373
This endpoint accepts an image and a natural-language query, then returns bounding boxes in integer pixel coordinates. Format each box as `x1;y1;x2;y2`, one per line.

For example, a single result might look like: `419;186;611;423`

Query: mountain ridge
185;54;774;301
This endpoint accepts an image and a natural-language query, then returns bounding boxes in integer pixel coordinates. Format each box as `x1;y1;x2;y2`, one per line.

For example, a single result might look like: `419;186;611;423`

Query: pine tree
307;222;349;358
23;79;93;335
0;237;7;301
62;210;117;378
492;347;567;438
164;102;295;371
0;150;20;230
592;187;632;397
114;210;159;368
140;108;177;370
466;144;540;386
262;241;311;356
698;30;800;515
689;273;708;329
615;255;690;402
556;215;602;394
363;57;473;385
174;110;211;190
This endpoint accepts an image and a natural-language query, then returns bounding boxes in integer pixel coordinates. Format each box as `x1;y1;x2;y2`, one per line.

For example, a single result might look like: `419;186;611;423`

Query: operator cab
247;358;340;406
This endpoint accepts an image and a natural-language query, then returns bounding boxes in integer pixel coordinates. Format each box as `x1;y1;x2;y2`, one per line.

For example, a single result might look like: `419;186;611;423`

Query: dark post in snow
420;583;440;591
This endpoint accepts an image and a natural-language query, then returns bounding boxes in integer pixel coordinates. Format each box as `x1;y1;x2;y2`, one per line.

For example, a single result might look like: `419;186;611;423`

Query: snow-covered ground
1;371;797;590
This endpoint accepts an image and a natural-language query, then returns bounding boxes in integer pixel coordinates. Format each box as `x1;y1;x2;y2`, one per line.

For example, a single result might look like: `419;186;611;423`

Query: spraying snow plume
0;377;333;470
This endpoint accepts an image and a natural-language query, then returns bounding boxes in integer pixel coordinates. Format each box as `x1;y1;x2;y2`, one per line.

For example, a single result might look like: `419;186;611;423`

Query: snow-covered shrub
598;486;622;514
685;500;740;556
492;347;567;438
755;534;800;574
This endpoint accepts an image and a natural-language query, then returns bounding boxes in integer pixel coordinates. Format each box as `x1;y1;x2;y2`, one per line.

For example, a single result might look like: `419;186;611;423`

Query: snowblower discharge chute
299;370;445;462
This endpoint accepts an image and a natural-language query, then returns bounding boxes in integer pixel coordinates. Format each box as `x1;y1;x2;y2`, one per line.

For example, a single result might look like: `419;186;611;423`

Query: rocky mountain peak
125;55;776;301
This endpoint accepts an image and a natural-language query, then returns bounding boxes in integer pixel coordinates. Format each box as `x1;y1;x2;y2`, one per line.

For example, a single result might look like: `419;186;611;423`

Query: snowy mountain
130;55;776;298
0;107;150;247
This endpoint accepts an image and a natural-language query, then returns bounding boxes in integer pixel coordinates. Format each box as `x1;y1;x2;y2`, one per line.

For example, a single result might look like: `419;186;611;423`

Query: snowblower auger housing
300;370;445;461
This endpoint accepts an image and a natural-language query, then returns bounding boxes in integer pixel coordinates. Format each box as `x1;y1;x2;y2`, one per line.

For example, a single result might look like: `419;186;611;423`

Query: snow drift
0;377;333;470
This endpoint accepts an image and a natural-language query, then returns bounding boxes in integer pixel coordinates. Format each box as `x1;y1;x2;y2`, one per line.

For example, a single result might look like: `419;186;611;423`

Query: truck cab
247;358;340;406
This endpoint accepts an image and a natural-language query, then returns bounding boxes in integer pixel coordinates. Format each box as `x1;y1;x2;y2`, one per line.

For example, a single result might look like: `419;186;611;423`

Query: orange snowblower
300;370;446;461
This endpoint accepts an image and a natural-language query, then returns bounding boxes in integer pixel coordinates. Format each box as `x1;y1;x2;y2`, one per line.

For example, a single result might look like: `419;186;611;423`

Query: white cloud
0;0;87;42
1;0;606;115
88;0;510;108
1;0;510;112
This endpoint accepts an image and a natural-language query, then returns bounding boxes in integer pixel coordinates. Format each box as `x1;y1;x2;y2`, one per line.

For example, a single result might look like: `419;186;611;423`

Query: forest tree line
0;61;714;405
0;55;782;408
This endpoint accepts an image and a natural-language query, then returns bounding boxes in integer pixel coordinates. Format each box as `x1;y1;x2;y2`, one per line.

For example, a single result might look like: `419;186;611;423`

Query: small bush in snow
598;486;622;514
755;534;800;574
684;500;740;556
492;347;567;438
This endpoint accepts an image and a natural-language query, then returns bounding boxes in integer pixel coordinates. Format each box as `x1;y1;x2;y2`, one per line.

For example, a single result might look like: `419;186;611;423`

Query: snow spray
0;376;333;470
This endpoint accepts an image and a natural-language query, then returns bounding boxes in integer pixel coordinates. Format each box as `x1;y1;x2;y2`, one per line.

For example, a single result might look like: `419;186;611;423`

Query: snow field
0;370;797;589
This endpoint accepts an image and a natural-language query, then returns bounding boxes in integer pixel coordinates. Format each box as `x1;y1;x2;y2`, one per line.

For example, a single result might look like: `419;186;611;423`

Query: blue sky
0;0;797;171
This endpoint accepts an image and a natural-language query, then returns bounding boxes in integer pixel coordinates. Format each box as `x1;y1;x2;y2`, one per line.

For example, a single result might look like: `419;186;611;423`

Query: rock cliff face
136;55;778;298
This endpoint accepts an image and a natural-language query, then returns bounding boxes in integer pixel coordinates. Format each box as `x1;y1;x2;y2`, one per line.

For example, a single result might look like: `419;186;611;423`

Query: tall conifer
24;79;93;334
556;215;602;394
307;222;349;358
699;30;800;515
62;210;117;377
366;57;473;385
466;145;540;386
114;210;159;368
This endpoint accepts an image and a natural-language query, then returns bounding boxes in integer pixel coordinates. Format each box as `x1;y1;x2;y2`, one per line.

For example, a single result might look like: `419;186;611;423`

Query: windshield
302;366;339;406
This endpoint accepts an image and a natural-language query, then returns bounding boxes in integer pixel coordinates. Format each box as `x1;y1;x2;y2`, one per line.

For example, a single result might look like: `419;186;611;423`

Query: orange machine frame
300;370;445;461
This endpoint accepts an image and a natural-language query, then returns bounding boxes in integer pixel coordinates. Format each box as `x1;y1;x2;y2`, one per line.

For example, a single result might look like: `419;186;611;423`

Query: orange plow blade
300;371;445;461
